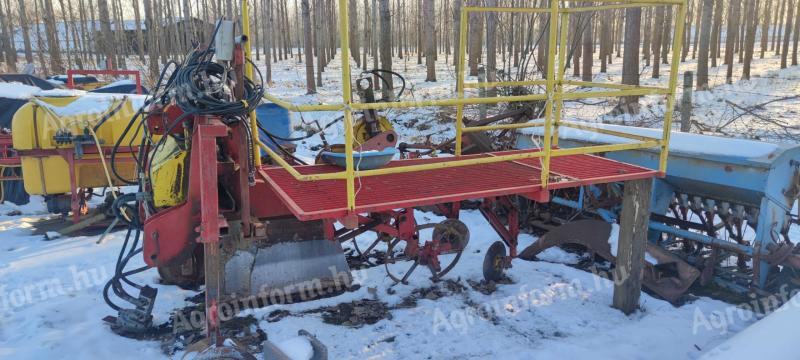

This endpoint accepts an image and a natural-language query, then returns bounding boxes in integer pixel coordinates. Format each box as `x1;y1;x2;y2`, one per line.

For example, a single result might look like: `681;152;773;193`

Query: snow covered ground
0;51;798;359
0;199;756;359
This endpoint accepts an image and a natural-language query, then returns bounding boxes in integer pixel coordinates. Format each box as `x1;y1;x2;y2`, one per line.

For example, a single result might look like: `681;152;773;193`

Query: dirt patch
162;304;265;355
307;299;393;327
467;277;514;295
344;247;389;270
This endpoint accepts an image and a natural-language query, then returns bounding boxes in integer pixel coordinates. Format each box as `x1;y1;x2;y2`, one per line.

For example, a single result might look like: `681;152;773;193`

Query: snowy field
0;199;760;359
0;52;799;359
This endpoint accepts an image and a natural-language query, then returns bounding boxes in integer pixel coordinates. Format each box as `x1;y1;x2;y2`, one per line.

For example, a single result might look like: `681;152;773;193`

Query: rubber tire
483;241;507;282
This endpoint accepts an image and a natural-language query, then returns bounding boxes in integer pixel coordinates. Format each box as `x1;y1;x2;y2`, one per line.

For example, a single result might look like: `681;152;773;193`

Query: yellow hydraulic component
11;95;144;195
150;137;187;208
353;116;394;145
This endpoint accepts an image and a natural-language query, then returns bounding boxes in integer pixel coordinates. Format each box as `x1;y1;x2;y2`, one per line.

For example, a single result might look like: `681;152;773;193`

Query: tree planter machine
101;0;689;358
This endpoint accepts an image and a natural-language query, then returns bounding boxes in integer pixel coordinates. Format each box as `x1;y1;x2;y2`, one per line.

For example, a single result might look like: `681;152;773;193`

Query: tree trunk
743;0;759;79
349;0;361;68
17;0;33;64
582;11;593;82
724;0;740;83
486;0;497;96
600;10;610;73
301;0;316;93
42;0;64;73
660;7;672;65
0;0;16;72
424;0;437;81
453;0;462;66
776;0;787;54
791;0;800;65
266;0;274;83
651;6;665;78
618;7;641;114
467;0;482;76
696;0;714;90
761;0;773;58
780;0;795;68
710;0;722;67
379;0;394;99
143;0;159;80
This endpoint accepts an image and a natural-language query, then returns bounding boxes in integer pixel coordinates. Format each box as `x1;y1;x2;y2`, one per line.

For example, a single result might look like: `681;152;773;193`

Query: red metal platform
260;149;657;221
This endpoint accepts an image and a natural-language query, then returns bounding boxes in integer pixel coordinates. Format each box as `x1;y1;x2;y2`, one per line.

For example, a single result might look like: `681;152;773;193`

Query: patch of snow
274;336;313;360
607;223;659;265
97;79;136;89
701;294;800;359
0;82;83;100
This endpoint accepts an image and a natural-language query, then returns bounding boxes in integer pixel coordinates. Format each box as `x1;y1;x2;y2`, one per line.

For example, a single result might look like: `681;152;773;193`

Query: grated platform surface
260;149;657;220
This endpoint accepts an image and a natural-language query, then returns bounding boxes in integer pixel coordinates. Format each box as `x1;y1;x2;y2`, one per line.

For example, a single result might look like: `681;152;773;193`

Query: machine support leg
612;178;653;315
195;118;227;346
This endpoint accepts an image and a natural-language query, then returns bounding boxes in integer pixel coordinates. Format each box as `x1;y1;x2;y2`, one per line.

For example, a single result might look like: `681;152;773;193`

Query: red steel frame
260;149;657;221
0;134;22;181
66;69;143;95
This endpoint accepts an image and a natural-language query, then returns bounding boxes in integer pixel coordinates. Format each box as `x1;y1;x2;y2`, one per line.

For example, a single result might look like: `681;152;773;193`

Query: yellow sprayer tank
11;94;146;195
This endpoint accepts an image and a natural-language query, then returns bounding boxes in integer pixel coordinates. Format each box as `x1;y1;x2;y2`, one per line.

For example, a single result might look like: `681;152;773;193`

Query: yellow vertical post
242;0;261;167
553;12;569;148
338;0;356;211
659;1;687;174
541;0;559;188
455;7;469;156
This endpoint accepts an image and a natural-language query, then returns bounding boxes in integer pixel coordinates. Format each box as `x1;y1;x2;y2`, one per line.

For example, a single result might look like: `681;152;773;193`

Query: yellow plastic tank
11;95;146;195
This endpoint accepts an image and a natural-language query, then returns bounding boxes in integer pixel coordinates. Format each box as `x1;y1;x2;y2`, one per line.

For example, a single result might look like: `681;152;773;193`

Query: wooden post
612;178;653;315
680;71;693;132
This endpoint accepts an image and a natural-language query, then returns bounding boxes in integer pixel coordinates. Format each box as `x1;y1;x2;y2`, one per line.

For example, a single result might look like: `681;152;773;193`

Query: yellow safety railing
245;0;688;212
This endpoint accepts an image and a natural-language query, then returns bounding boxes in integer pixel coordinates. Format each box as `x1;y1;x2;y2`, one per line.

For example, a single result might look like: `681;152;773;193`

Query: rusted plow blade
519;220;699;303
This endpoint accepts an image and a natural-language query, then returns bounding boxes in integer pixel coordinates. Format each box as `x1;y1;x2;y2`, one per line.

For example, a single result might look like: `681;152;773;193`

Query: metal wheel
483;241;507;282
428;219;470;280
384;219;470;284
384;238;418;285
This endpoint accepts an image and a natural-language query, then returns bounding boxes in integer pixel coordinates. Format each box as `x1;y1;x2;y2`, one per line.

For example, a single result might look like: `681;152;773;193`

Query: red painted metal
480;196;520;261
66;69;143;95
143;118;228;268
0;133;22;180
260;149;657;221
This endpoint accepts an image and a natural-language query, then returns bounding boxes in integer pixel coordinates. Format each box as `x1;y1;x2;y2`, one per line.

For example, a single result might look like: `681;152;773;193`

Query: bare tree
781;0;795;68
761;0;773;58
424;0;436;81
452;0;462;66
742;0;759;79
0;0;16;72
724;0;740;83
301;0;316;93
581;10;593;82
776;0;787;54
265;0;274;83
379;0;393;99
793;0;800;65
42;0;64;73
651;6;665;78
617;7;642;114
143;0;159;80
17;0;33;64
467;0;482;76
697;0;715;90
486;0;498;95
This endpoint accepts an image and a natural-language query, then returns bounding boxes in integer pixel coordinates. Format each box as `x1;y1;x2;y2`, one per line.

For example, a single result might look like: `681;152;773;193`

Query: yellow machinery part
150;136;187;208
11;95;144;195
353;116;393;145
